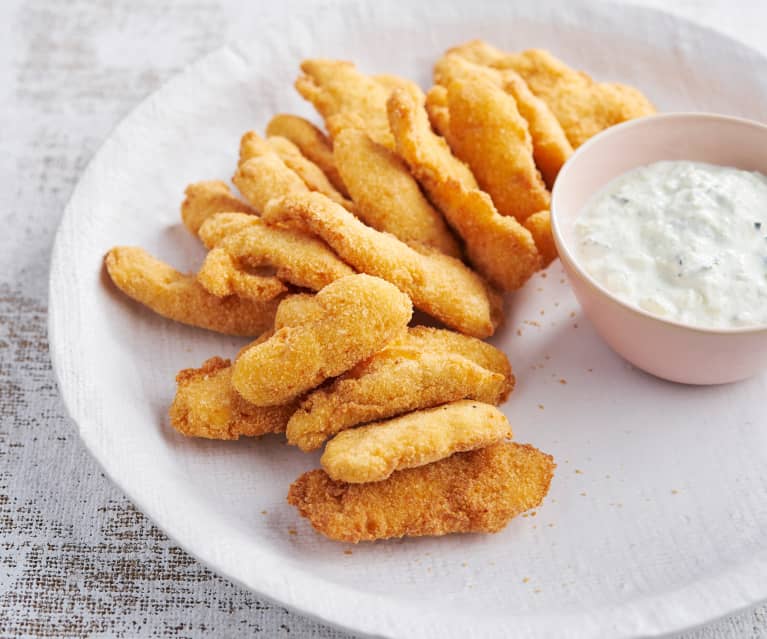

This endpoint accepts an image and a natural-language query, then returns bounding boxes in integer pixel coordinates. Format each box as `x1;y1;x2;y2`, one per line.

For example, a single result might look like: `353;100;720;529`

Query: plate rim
48;2;767;636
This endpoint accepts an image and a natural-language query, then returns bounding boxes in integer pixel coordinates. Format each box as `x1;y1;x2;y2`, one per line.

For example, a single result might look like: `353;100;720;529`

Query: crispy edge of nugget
523;210;557;267
321;400;511;483
387;88;541;291
266;135;353;209
445;76;551;222
263;192;501;338
232;274;413;406
295;59;395;149
104;246;280;336
169;357;296;439
199;213;355;292
286;348;508;451
180;180;256;235
333;128;461;258
196;247;287;301
434;54;573;188
288;441;555;543
266;114;349;196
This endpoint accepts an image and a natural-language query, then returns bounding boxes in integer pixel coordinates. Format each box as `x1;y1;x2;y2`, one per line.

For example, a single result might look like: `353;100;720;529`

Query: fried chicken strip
232;274;412;406
433;54;573;188
266;114;348;196
263;192;502;338
449;40;656;148
238;131;352;210
104;246;280;336
387;89;541;290
321;400;512;483
169;357;296;439
333;128;461;257
445;76;551;222
295;59;396;149
180;180;256;235
198;213;354;292
196;247;287;301
287;349;509;451
288;442;555;542
524;210;557;267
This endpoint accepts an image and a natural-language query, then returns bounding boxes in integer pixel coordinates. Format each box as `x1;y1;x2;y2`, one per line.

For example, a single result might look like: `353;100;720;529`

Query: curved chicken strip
180;180;255;235
104;247;281;336
288;441;556;542
197;247;287;301
266;114;348;196
263;192;502;338
321;400;511;483
333;128;461;257
286;349;509;451
232;274;412;406
199;213;355;292
445;76;550;222
524;210;557;267
169;357;296;439
295;59;396;149
234;154;308;213
387;89;541;290
448;40;656;148
238;131;352;210
434;54;573;188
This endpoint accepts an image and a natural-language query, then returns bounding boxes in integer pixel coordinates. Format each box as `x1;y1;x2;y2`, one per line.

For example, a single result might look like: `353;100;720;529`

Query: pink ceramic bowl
551;113;767;385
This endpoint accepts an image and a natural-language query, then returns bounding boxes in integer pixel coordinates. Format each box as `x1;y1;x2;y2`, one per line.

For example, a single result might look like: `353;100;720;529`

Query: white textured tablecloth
2;0;766;636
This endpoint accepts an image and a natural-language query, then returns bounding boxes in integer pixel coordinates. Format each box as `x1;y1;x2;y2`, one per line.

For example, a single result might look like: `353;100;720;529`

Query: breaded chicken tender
387;89;541;290
234;154;308;213
434;54;573;188
169;357;296;439
287;349;509;451
321;400;511;483
295;59;396;148
266;114;348;196
232;274;412;406
180;180;256;235
199;213;355;292
288;442;555;542
104;246;280;336
196;247;287;301
449;40;656;148
524;210;557;267
263;192;502;338
333;128;461;257
445;77;551;222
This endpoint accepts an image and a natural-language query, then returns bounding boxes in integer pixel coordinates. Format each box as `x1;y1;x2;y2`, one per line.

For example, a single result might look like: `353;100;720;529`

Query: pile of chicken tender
105;40;654;543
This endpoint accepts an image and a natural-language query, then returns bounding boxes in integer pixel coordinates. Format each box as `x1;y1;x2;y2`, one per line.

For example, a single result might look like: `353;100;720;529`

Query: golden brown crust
387;89;541;291
286;348;509;451
320;400;512;483
448;40;656;148
288;442;555;542
295;59;396;149
266;114;348;196
196;247;287;301
232;274;413;406
333;128;461;258
263;192;501;338
169;357;297;439
180;181;255;235
523;210;558;267
445;76;551;222
199;213;355;292
104;246;280;336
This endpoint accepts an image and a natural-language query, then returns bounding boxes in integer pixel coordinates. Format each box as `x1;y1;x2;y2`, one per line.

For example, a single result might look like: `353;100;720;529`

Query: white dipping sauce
575;160;767;329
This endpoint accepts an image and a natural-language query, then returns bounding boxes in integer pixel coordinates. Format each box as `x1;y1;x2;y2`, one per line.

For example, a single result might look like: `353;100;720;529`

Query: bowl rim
550;111;767;336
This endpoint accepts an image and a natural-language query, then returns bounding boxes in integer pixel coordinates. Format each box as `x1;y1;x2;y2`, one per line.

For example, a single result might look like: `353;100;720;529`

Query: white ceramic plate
49;2;767;637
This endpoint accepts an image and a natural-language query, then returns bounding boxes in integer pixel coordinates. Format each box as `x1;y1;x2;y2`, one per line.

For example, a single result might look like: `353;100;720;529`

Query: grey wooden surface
1;0;766;636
